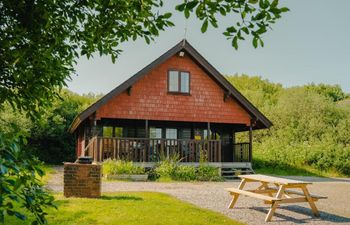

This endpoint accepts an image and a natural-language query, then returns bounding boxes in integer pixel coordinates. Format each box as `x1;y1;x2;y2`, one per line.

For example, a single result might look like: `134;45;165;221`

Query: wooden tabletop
238;174;312;185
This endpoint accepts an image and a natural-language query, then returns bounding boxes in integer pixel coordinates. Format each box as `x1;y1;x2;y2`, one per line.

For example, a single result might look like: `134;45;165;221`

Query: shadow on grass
100;195;143;201
251;205;350;223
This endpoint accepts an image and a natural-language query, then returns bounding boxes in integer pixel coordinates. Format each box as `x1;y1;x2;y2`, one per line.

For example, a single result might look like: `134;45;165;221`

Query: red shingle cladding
96;54;251;125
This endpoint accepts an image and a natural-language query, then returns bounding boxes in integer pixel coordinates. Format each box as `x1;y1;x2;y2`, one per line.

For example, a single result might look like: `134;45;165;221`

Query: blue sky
68;0;350;95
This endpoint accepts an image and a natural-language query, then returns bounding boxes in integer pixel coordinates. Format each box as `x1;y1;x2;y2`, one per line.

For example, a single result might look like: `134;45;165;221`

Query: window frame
167;69;191;95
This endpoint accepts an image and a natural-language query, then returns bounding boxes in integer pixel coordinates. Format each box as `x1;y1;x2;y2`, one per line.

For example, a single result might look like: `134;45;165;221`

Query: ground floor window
166;128;177;139
114;127;123;137
103;126;113;137
150;127;162;138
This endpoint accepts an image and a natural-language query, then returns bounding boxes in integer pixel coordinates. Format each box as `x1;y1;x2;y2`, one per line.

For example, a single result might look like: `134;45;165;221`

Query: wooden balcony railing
233;142;251;162
84;137;221;163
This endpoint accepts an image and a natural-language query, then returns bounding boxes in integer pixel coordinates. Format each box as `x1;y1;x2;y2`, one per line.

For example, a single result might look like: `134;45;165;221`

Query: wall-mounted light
223;92;229;102
179;51;185;57
127;86;132;96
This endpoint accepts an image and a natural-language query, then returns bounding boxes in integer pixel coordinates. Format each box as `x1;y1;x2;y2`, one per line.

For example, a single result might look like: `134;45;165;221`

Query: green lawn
255;164;344;177
6;192;243;225
39;164;57;184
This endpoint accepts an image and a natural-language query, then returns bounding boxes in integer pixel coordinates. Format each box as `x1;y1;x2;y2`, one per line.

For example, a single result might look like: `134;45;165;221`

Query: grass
38;164;57;184
5;192;243;225
255;164;345;177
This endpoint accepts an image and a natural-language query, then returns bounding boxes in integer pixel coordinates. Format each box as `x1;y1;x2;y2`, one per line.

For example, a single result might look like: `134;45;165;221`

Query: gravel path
47;166;350;225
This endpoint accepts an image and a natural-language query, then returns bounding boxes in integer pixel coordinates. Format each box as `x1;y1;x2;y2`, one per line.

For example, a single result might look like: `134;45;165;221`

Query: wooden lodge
69;40;272;174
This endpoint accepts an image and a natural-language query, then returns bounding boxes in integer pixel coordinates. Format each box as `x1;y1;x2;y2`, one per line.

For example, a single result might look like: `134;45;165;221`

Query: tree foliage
0;0;288;223
1;0;288;117
227;75;350;175
0;90;100;164
28;91;100;163
0;133;56;224
305;83;346;102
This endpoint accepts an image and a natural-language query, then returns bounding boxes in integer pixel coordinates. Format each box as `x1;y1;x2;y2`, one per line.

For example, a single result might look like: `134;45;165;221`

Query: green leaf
175;3;186;11
223;31;231;37
259;0;269;9
145;36;150;44
210;19;218;28
219;7;226;16
259;38;264;47
201;20;208;33
280;7;290;12
14;212;26;220
184;9;190;19
252;37;258;48
256;26;267;34
241;27;249;35
163;12;172;19
248;0;258;4
7;209;14;216
232;36;238;50
227;26;237;33
36;167;45;177
186;1;199;10
271;0;279;8
254;11;265;20
241;11;246;20
0;164;8;174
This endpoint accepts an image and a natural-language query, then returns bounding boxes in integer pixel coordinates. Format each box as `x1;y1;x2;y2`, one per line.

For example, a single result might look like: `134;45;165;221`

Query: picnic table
225;174;327;222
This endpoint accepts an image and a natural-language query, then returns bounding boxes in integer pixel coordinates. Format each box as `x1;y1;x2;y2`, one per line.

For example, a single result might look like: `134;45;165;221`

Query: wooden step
222;176;240;180
220;165;255;180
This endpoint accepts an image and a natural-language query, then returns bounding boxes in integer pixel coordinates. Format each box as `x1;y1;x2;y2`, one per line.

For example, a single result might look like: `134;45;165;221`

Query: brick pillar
64;163;102;198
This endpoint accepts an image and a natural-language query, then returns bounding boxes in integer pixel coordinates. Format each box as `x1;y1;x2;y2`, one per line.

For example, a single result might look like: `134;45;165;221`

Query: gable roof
69;39;272;133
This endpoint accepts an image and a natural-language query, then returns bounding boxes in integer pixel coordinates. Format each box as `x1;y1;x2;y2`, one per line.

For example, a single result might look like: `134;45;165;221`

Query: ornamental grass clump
154;152;222;181
154;153;180;181
197;164;223;181
172;165;196;181
103;159;145;175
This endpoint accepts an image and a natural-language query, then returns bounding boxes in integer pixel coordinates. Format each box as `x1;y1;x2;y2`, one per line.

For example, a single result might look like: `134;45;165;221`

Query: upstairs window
168;70;190;94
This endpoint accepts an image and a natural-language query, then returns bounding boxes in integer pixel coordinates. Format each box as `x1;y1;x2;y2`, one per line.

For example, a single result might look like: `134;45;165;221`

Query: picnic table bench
225;174;327;222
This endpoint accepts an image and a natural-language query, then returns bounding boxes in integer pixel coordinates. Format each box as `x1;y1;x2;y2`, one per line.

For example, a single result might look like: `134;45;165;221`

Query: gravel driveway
47;166;350;225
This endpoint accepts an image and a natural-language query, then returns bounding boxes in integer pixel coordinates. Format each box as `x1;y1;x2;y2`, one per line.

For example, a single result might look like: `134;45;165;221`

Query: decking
83;137;251;166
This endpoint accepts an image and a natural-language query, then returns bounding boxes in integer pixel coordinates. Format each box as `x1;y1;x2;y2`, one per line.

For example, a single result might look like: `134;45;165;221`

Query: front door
221;131;233;162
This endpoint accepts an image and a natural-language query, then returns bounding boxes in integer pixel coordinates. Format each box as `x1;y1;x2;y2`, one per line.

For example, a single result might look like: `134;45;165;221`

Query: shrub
172;165;196;181
154;160;176;180
197;165;222;181
154;159;222;181
103;159;145;175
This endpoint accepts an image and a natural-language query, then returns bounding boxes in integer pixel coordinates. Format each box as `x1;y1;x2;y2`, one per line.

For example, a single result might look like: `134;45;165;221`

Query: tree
29;90;100;164
1;0;288;116
227;75;350;175
0;0;288;223
306;83;346;102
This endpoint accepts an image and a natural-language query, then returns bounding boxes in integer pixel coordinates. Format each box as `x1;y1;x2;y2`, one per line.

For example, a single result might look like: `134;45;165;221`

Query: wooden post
112;126;115;137
99;138;103;162
144;120;149;162
81;127;86;157
207;122;211;140
96;137;100;162
249;121;253;162
145;120;149;138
